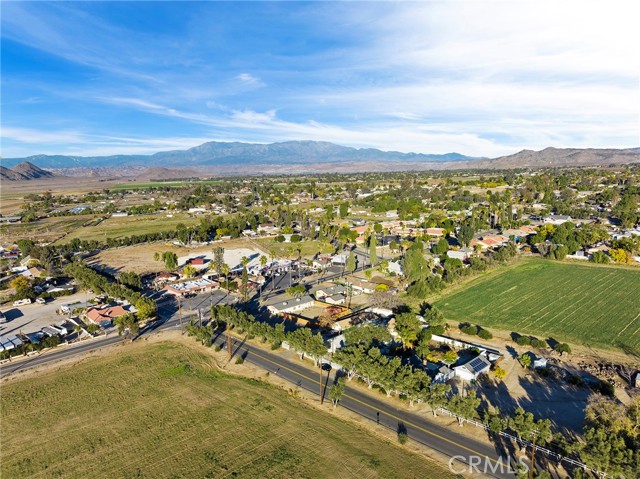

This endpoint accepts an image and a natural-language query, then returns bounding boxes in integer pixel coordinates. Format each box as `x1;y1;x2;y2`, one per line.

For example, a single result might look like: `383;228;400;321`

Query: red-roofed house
86;305;130;325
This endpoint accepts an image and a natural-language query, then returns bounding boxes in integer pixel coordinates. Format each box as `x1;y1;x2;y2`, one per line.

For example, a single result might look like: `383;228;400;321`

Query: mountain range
1;141;639;180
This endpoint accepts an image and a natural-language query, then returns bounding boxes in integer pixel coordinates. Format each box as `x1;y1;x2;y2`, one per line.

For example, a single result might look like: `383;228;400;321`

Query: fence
436;407;609;478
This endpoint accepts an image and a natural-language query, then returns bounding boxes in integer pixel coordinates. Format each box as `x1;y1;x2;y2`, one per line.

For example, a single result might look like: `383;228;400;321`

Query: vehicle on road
13;298;32;306
36;297;47;304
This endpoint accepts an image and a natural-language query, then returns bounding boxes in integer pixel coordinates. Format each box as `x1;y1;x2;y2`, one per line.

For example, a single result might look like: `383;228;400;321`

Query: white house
453;355;491;381
267;295;315;315
544;214;572;225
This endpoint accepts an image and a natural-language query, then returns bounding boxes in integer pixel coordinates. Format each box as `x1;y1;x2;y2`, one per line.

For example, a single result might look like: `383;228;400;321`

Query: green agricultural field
435;259;640;355
1;341;454;479
55;213;201;244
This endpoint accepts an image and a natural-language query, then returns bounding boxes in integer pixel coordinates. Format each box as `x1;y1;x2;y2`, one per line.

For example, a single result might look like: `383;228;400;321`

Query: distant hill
0;161;55;181
2;142;639;178
468;147;640;169
2;140;476;169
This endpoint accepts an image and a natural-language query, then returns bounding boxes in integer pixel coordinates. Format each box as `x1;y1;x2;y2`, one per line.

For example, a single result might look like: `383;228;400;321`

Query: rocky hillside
0;161;55;181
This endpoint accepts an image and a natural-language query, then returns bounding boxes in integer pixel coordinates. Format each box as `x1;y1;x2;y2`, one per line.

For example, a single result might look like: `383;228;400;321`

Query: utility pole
227;329;232;361
178;296;183;334
319;364;323;404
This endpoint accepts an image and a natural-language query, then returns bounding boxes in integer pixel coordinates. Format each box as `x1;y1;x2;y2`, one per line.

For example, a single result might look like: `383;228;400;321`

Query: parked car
13;298;32;306
36;297;47;304
0;311;7;324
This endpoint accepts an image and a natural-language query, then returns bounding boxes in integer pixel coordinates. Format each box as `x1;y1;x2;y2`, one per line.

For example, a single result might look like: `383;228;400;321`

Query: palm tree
218;263;229;299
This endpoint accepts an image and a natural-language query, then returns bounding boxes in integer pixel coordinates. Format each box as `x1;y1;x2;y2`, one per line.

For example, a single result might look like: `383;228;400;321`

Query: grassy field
0;214;97;244
55;213;201;244
435;259;640;355
255;238;334;259
1;341;454;479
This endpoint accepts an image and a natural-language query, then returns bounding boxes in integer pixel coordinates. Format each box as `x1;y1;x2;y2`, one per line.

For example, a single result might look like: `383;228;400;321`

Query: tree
394;312;422;349
183;264;198;278
509;407;553;446
339;202;349;218
554;342;571;356
346;251;356;273
590;250;610;264
458;224;475;247
443;350;458;365
329;377;346;408
10;276;36;300
369;234;378;265
493;366;506;381
431;238;449;255
520;353;532;368
421;383;450;416
448;390;481;426
285;284;306;298
260;254;268;268
114;313;139;338
161;251;178;271
610;248;631;264
213;246;225;277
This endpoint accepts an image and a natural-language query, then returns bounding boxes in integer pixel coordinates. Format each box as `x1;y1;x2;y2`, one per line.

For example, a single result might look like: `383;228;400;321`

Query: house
325;293;346;305
387;261;403;276
311;284;347;300
433;365;455;384
187;257;207;266
544;214;572;225
632;372;640;388
453;355;491;381
164;278;217;297
425;227;445;237
21;266;46;279
326;333;346;353
345;278;375;295
312;255;333;270
154;272;179;286
446;249;471;261
267;295;315;315
331;254;347;265
86;305;131;326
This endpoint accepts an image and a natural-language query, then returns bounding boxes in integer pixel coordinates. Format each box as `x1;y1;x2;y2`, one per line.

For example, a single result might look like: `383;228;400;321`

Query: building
453;355;491;381
446;249;471;261
86;305;132;326
345;278;375;295
325;293;346;305
164;278;217;297
154;272;179;286
544;214;572;225
267;295;315;315
311;284;347;300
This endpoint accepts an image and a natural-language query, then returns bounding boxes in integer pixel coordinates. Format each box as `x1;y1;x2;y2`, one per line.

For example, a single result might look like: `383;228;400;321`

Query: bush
235;356;244;364
290;234;302;243
515;336;531;346
461;325;479;336
214;345;222;352
531;339;547;349
270;342;281;350
429;325;445;335
274;235;285;243
397;432;408;445
478;329;493;340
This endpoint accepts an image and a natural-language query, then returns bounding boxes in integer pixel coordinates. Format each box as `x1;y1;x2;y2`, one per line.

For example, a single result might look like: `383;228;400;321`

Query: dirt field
88;238;268;275
0;338;457;479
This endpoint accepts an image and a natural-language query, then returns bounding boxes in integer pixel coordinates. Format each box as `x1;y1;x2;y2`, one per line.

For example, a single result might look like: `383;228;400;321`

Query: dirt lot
88;238;268;275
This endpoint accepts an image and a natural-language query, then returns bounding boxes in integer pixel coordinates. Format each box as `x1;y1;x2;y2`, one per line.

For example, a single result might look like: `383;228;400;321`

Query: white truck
13;298;32;306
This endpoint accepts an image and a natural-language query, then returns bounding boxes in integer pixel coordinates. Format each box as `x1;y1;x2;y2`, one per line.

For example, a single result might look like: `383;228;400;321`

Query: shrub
477;329;493;340
531;339;547;349
235;356;245;365
397;432;408;445
515;336;531;346
429;325;445;335
214;345;222;352
461;325;479;336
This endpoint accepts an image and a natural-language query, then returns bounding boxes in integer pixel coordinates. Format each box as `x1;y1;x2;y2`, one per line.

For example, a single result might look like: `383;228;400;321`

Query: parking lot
0;291;91;337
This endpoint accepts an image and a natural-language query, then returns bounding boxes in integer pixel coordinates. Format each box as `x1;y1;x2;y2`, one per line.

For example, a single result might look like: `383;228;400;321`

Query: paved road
214;333;517;479
1;302;518;478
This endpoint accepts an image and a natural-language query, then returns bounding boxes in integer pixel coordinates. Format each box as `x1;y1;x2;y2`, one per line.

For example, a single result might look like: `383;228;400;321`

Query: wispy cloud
2;1;638;158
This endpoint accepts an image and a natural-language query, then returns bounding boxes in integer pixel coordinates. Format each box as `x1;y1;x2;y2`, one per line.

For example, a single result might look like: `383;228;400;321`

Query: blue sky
1;1;638;159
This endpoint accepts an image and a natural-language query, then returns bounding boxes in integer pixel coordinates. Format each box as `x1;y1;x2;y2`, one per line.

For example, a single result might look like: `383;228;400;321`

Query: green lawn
1;341;454;479
55;213;201;244
435;259;640;355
